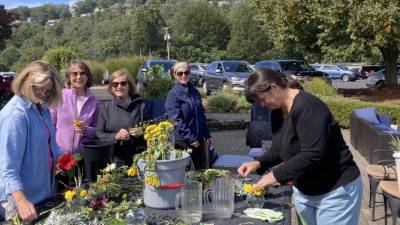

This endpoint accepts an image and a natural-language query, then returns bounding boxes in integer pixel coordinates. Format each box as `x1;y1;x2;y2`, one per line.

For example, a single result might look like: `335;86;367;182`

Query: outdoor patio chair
366;149;396;221
380;180;400;225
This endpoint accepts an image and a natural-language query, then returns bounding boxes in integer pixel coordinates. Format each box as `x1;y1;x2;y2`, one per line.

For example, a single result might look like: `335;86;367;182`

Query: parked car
137;59;177;91
254;60;327;80
313;64;357;81
360;65;384;79
0;72;16;94
190;63;208;86
202;60;254;95
366;67;400;88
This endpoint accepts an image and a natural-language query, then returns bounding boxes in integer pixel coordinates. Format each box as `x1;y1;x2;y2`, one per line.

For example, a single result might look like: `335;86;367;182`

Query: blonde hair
107;68;137;97
12;60;63;106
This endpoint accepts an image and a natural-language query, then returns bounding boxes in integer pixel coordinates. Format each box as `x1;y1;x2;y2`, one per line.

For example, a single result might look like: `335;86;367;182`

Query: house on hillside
45;19;61;27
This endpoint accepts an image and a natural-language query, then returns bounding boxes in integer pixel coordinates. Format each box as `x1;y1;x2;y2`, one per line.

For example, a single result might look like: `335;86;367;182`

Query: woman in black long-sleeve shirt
238;69;362;225
96;69;148;165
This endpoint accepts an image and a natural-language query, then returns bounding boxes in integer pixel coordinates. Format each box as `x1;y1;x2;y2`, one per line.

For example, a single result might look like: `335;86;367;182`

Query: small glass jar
246;195;265;208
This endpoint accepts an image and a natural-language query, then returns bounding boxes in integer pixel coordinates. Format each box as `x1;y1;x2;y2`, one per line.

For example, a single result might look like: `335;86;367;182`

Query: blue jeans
294;176;363;225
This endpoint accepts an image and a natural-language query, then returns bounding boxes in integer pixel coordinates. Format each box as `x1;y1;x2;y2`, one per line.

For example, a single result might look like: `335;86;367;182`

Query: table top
145;185;292;225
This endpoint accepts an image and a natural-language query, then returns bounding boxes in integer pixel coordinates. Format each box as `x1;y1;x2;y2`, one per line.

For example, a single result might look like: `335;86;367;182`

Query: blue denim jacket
0;96;62;205
165;82;211;143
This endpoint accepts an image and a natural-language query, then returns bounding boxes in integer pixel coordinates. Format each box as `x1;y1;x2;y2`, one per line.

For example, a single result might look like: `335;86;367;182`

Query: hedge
320;96;400;128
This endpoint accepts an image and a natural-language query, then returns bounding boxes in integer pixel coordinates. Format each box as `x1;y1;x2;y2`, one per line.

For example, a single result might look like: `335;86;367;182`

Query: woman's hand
16;198;37;221
237;161;261;177
115;129;130;141
190;140;200;148
254;172;277;189
12;191;37;222
73;123;86;135
206;138;214;146
129;127;141;137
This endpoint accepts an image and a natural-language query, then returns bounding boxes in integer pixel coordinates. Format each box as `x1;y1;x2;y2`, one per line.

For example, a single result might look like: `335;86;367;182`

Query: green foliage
141;64;175;99
303;78;339;97
207;94;237;113
235;95;251;112
170;1;230;62
85;60;106;84
72;0;97;16
42;48;77;71
226;3;272;63
320;96;400;128
0;46;20;70
0;5;16;49
389;136;400;152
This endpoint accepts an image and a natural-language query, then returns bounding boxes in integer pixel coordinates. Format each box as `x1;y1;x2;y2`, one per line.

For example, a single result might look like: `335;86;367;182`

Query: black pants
0;203;5;222
175;138;209;170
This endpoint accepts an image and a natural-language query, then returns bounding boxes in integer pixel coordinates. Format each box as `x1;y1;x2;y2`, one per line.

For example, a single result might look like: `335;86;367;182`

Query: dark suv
254;60;327;80
136;59;177;91
0;72;16;94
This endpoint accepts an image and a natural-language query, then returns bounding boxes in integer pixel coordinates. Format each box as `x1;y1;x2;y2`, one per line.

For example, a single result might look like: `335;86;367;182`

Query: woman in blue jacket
165;62;213;170
0;61;63;222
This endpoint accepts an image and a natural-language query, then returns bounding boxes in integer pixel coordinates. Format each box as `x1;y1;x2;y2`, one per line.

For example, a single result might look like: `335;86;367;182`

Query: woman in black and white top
238;68;362;225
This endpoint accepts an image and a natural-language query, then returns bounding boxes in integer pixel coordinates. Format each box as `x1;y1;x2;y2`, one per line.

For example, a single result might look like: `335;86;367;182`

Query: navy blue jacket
165;82;211;143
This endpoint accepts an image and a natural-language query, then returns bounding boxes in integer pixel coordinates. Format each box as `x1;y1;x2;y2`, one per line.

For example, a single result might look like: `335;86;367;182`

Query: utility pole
162;27;171;60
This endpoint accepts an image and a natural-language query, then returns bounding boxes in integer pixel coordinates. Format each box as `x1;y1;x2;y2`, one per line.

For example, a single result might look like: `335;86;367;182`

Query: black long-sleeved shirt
96;94;149;165
257;90;360;195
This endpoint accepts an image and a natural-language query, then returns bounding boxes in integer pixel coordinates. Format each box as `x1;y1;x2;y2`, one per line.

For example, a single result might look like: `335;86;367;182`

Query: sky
0;0;77;9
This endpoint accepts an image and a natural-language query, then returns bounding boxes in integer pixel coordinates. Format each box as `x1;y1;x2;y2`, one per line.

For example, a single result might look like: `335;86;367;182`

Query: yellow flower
127;167;138;177
252;187;265;196
64;190;76;201
243;183;253;193
79;189;88;198
122;193;128;200
145;154;153;161
144;134;150;141
72;119;83;127
159;135;167;142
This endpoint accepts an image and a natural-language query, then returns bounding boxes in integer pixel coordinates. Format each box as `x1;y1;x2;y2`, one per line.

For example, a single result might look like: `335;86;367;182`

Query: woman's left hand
254;172;277;189
73;124;85;135
206;138;214;146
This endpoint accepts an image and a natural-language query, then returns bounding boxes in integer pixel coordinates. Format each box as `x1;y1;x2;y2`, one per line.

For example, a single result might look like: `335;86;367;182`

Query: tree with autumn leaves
249;0;400;87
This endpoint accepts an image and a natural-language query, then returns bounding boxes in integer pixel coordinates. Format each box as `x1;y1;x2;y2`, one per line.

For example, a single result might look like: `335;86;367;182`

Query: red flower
57;153;77;172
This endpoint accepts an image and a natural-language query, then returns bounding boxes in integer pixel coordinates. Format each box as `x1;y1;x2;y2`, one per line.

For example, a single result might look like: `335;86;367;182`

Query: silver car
366;68;400;88
313;64;357;81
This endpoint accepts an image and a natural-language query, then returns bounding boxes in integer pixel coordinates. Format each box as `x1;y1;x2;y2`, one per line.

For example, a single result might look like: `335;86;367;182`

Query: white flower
103;163;116;173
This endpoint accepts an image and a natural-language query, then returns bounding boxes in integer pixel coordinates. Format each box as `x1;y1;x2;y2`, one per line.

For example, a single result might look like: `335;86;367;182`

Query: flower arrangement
56;153;81;185
128;120;191;188
186;169;231;188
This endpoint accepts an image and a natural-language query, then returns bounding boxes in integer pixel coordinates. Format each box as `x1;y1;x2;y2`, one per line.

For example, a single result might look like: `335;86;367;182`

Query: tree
226;3;272;63
42;48;77;71
10;6;31;20
72;0;97;16
250;0;400;87
0;5;17;50
130;5;166;56
0;46;20;70
170;1;230;62
10;22;44;48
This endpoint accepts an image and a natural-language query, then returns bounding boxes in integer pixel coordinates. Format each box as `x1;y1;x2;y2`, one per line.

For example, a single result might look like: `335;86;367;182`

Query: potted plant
128;120;191;209
389;135;400;191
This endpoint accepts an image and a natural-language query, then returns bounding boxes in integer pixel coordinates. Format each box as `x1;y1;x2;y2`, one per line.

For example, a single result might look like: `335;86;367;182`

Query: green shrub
235;95;251;112
104;56;145;80
303;78;339;97
141;64;175;99
320;96;400;128
85;60;106;84
207;94;237;113
197;87;206;97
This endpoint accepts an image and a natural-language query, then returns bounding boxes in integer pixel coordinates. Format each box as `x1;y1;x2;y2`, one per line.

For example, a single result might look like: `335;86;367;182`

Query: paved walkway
210;129;396;225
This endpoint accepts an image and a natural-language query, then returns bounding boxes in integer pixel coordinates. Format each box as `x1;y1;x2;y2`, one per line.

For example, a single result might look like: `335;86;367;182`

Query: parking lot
332;79;368;89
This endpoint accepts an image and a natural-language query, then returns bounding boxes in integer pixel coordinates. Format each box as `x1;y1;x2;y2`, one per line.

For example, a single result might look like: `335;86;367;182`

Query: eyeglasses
176;71;190;77
111;81;128;87
70;71;87;77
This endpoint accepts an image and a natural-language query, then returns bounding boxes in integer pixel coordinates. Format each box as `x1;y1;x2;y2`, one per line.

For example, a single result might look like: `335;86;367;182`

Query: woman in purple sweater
50;60;100;153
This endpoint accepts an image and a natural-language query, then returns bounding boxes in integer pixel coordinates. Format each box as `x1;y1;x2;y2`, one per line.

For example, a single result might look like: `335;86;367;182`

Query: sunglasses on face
111;81;128;87
70;71;87;77
176;70;190;77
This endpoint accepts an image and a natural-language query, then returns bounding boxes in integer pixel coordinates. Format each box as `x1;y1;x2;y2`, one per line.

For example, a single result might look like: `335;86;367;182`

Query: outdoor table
145;184;292;225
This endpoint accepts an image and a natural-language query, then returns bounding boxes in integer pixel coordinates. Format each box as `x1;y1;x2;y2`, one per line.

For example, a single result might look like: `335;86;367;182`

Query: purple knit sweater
50;88;100;153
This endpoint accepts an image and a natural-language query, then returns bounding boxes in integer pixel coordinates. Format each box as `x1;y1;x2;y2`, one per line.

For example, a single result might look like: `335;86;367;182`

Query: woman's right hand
237;161;261;177
15;198;37;221
115;129;130;141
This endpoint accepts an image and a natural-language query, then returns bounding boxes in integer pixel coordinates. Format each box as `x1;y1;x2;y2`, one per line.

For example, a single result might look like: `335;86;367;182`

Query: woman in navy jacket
165;62;213;170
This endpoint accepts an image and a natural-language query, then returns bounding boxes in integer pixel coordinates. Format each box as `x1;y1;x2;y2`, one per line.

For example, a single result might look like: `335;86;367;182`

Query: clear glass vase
246;195;265;208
